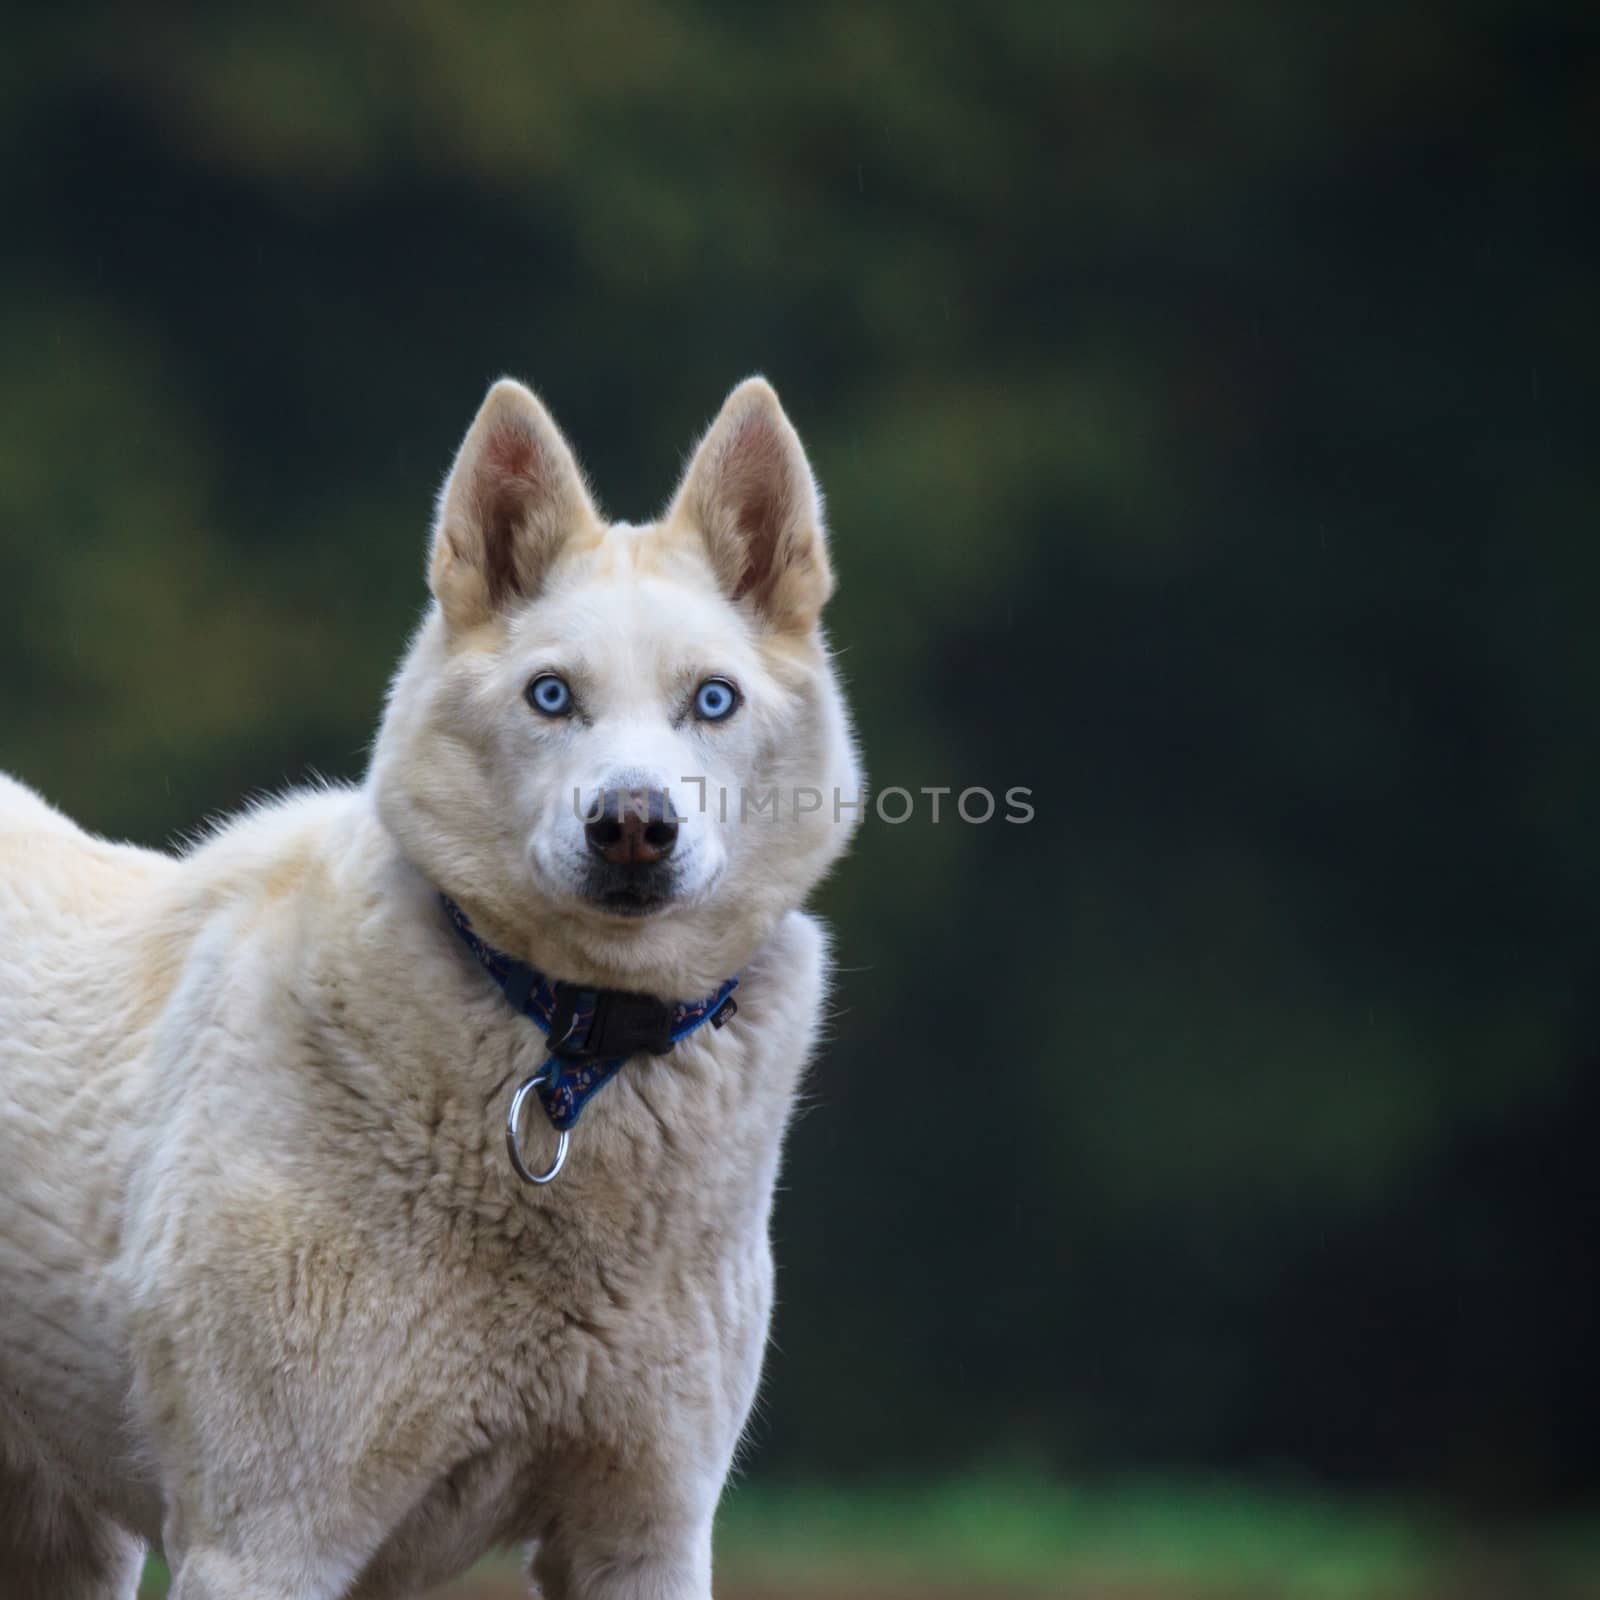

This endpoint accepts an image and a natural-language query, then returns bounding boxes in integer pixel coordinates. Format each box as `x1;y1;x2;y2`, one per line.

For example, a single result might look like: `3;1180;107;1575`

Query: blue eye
527;674;573;717
693;678;739;722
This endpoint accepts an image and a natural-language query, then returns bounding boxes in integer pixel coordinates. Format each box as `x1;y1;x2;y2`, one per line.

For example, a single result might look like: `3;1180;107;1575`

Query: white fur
0;377;860;1599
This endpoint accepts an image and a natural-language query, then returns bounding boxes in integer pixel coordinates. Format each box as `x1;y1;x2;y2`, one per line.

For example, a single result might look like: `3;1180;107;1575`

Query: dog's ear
429;378;600;630
667;377;833;634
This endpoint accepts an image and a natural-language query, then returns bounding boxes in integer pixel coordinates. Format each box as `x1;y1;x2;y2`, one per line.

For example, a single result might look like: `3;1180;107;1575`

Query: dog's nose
585;788;679;867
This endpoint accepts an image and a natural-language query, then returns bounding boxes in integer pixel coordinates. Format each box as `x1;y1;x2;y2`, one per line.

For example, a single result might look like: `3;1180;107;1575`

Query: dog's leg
0;1455;144;1600
529;1514;714;1600
167;1545;353;1600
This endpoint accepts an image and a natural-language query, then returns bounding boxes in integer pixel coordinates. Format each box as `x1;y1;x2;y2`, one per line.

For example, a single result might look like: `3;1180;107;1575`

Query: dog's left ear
667;377;834;634
429;378;600;631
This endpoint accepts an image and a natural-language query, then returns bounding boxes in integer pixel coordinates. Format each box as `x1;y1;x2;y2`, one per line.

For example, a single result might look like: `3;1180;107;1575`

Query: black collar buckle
546;984;677;1063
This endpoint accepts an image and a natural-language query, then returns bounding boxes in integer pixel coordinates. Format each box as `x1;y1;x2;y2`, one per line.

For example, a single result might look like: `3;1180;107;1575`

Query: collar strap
441;896;738;1132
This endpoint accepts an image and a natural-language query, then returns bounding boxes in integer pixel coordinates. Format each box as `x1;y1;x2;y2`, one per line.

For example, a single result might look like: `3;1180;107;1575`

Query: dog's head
371;377;861;994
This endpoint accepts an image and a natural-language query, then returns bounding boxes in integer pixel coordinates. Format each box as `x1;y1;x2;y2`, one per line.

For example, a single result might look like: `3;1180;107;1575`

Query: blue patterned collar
440;896;739;1132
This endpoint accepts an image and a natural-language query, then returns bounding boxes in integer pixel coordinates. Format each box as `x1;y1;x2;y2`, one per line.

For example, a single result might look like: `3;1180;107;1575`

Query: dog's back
0;773;179;1100
0;775;179;1534
0;772;176;925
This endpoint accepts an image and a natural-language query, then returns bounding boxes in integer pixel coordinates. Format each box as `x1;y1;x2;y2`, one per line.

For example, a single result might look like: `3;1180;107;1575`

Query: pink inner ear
724;419;791;602
484;421;544;486
474;423;548;605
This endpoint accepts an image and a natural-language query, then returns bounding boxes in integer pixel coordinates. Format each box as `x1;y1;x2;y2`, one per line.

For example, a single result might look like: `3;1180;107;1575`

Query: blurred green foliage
4;3;1597;1512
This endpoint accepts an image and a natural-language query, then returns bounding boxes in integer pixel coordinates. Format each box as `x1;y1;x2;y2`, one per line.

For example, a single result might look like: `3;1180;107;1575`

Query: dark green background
4;6;1595;1514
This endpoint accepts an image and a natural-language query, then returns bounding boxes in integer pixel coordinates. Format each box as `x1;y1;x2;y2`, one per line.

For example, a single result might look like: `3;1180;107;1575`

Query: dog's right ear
429;379;600;631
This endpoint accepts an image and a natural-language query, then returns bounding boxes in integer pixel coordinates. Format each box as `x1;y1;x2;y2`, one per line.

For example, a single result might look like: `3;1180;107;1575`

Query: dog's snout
585;787;679;868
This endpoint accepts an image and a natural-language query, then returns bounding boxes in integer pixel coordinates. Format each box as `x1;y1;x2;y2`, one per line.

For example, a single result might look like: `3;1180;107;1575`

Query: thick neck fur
147;789;815;1256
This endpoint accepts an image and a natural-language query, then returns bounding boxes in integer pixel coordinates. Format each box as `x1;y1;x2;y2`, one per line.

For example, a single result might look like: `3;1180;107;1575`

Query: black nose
584;788;679;867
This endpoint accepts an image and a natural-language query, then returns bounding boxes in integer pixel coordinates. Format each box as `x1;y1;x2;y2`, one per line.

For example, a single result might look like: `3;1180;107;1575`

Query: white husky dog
0;377;860;1600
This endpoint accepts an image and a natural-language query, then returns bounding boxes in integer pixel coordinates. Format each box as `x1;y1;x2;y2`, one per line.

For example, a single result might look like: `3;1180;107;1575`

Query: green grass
716;1476;1481;1595
139;1476;1600;1597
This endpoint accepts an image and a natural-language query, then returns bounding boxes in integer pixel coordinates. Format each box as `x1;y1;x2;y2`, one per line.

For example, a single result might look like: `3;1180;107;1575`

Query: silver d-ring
506;1073;570;1185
